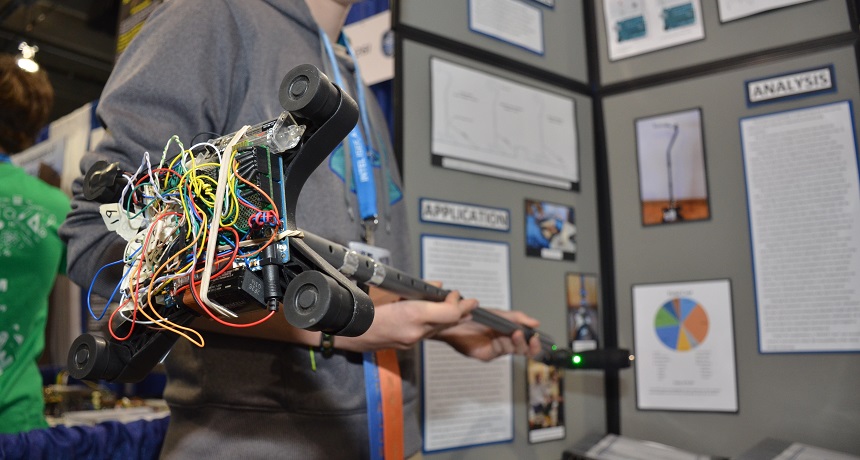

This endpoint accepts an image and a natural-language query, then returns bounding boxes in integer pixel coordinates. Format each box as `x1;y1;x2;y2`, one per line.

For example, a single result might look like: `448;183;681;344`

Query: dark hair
0;53;54;153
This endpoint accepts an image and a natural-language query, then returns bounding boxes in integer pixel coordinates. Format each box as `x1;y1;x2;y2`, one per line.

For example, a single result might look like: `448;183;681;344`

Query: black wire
190;131;222;145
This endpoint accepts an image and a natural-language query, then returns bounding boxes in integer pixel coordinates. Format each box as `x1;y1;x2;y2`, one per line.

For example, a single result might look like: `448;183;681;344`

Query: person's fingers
403;293;475;331
445;290;478;317
528;335;543;357
509;310;540;329
412;300;463;327
498;337;515;356
509;330;527;355
367;285;402;306
490;336;505;357
484;308;540;329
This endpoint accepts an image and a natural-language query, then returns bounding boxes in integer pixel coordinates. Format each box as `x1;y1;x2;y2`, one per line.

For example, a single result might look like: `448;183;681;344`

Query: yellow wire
123;139;264;347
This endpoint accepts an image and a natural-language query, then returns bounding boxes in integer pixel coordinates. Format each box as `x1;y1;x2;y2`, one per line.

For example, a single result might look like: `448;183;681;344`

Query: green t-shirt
0;162;70;434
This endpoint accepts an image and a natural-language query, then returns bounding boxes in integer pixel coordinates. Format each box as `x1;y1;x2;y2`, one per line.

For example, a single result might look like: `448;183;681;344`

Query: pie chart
654;298;709;351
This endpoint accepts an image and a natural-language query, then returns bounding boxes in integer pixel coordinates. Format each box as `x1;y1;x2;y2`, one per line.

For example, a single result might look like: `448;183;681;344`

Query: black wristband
319;333;334;358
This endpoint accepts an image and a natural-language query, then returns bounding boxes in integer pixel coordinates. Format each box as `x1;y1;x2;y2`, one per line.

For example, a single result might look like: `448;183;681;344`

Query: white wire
198;126;249;318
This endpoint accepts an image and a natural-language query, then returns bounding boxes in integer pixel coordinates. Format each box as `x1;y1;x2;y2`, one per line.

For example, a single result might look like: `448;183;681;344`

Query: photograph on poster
525;199;576;261
566;273;600;352
632;279;738;412
717;0;814;23
527;359;565;443
603;0;705;61
635;108;710;226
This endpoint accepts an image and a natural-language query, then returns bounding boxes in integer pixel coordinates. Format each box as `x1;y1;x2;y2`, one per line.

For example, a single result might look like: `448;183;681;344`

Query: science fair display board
399;38;603;459
601;44;860;457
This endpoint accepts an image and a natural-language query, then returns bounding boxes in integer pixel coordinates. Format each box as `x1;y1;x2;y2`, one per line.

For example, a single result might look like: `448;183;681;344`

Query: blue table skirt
0;416;169;460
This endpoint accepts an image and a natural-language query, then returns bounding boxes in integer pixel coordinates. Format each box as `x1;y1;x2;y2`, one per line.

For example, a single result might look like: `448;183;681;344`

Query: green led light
551;345;558;351
572;355;582;365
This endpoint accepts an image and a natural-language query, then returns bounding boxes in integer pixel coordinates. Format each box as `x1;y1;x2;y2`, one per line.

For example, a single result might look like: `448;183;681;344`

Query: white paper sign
420;198;510;231
746;66;834;104
421;236;512;452
775;443;860;460
469;0;544;55
718;0;815;22
99;203;145;241
740;101;860;353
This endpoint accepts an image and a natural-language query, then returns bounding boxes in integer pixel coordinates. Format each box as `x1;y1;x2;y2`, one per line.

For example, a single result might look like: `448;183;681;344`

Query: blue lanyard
0;153;11;163
362;352;385;460
320;29;378;223
321;29;387;460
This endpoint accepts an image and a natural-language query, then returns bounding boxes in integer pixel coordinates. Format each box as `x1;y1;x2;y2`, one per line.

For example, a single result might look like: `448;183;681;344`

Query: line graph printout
431;57;579;189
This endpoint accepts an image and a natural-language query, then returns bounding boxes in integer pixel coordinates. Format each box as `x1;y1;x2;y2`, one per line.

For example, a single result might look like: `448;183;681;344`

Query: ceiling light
16;41;39;73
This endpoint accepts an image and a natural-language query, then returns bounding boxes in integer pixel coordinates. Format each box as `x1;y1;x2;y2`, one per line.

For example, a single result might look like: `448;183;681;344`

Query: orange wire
118;211;182;341
236;230;278;259
233;159;280;220
117;156;283;338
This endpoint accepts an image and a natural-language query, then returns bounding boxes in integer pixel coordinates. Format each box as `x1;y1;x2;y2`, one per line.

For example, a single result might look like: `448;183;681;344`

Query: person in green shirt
0;53;70;433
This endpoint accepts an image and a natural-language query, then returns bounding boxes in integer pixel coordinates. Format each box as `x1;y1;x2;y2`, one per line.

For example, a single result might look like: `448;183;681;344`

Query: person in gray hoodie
60;0;541;458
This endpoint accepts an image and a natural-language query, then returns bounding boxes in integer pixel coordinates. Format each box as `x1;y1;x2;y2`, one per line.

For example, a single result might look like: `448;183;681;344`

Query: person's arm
195;285;541;359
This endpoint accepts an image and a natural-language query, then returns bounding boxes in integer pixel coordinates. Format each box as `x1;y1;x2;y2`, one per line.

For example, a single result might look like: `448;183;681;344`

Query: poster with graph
632;279;738;412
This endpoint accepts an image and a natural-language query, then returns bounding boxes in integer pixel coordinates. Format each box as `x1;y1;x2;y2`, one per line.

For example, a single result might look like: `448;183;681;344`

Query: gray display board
400;38;604;458
398;0;589;84
594;0;853;86
602;45;860;457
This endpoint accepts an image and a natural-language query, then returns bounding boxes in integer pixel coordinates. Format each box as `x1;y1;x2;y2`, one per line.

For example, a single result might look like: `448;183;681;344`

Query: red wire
113;211;182;341
134;167;183;187
108;298;132;341
188;226;276;328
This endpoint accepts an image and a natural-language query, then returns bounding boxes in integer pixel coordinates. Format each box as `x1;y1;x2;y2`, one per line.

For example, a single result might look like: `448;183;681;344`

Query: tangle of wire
87;136;281;348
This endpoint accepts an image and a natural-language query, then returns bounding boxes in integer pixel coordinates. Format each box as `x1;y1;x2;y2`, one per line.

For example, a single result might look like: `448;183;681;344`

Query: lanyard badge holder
320;29;379;245
320;29;402;460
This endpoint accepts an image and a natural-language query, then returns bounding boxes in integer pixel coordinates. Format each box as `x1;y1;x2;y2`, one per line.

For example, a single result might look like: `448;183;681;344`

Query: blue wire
235;191;261;212
86;246;143;321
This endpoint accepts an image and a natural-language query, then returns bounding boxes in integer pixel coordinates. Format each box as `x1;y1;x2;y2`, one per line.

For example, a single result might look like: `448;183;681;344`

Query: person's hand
431;308;543;362
337;289;478;353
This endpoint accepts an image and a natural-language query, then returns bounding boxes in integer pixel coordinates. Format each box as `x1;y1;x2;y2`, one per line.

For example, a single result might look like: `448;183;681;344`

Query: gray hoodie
58;0;419;458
